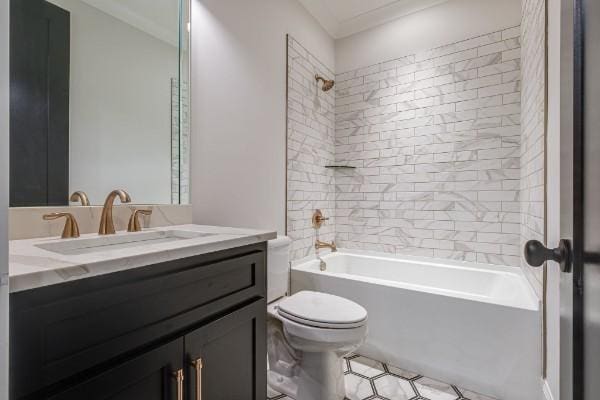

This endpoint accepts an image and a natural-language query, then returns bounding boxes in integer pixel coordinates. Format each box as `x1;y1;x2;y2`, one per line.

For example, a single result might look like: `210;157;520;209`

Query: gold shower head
315;75;335;92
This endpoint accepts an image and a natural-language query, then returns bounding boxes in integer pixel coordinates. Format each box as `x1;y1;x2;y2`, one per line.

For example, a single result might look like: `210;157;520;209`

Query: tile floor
267;354;495;400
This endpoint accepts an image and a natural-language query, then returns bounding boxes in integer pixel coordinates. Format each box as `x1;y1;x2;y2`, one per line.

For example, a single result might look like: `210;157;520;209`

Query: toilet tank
267;236;292;303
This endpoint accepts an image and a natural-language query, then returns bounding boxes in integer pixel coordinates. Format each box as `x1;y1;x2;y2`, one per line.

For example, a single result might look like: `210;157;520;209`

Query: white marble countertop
9;224;277;293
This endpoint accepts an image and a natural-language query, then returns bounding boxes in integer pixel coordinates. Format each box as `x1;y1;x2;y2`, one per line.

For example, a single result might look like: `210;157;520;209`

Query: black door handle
524;239;572;273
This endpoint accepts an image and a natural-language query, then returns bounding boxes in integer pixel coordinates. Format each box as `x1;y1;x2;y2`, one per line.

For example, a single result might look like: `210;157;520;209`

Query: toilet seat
277;291;367;329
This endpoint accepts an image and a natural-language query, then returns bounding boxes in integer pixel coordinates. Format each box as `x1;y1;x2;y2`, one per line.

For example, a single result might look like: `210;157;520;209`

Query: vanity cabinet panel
10;243;267;400
48;338;183;400
185;299;267;400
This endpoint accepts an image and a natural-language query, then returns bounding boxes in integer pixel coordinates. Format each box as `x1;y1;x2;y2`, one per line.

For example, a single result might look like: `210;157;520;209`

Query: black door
48;339;184;400
185;300;267;400
10;0;70;207
578;0;600;398
524;1;600;399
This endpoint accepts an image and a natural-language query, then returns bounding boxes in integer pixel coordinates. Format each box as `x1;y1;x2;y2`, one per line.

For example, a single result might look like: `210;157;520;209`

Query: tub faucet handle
312;209;330;229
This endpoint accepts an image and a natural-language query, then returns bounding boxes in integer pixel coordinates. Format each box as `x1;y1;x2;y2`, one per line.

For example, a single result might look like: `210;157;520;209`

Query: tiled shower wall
520;0;546;297
171;79;190;204
333;27;523;266
286;37;336;261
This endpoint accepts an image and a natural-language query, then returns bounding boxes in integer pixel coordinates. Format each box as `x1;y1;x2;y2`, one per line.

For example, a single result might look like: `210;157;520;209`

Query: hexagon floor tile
267;354;497;400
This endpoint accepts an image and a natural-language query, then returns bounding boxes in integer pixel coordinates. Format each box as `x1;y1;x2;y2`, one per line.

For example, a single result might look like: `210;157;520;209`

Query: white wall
191;0;334;233
50;0;177;205
335;0;522;73
0;0;9;396
545;0;561;398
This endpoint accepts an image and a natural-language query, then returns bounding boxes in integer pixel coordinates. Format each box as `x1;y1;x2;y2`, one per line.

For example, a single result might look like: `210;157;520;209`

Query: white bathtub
291;250;542;400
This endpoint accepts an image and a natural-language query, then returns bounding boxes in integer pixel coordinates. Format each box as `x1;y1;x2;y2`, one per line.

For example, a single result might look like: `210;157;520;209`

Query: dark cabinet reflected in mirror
10;0;70;207
9;0;190;207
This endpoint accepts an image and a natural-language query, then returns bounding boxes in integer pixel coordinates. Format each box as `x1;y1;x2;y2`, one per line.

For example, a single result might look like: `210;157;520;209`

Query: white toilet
267;237;368;400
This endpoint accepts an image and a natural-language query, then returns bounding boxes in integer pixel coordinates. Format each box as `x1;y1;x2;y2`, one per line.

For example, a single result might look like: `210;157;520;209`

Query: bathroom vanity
8;0;273;398
8;225;276;400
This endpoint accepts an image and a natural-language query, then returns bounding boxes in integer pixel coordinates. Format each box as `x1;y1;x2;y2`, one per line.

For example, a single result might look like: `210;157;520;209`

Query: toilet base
296;351;346;400
268;351;346;400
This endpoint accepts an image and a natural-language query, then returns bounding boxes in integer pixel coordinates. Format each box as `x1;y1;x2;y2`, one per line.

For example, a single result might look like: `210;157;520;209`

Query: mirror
9;0;190;207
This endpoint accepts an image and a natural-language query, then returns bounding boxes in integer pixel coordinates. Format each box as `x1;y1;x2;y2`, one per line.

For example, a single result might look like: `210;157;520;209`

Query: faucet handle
312;209;330;229
43;213;80;239
127;209;153;232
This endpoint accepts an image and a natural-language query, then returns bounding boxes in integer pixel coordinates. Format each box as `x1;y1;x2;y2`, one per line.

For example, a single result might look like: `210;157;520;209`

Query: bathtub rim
291;248;540;312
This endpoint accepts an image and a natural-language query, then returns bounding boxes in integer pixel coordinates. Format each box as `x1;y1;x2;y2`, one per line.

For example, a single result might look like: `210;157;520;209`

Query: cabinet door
48;339;184;400
185;300;266;400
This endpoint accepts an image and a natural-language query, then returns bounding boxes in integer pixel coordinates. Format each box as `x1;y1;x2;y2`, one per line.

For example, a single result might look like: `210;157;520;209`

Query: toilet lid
277;291;367;329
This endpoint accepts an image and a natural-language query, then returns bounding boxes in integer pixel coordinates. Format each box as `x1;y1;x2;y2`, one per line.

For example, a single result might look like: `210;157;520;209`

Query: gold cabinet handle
172;369;184;400
192;358;203;400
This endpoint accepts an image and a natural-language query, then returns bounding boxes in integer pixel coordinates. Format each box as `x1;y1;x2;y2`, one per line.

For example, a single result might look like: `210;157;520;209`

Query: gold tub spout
315;240;337;252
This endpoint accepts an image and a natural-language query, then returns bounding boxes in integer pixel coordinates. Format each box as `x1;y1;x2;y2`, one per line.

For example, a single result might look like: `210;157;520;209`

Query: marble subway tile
478;59;521;77
381;55;415;71
478;38;520;58
287;37;336;260
520;0;546;296
287;27;530;268
502;26;521;40
502;48;521;62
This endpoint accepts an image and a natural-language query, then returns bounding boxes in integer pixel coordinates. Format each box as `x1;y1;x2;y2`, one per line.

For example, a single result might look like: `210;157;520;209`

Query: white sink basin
36;230;217;255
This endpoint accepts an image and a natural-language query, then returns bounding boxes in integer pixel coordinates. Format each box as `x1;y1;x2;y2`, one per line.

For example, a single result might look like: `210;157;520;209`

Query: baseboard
543;379;555;400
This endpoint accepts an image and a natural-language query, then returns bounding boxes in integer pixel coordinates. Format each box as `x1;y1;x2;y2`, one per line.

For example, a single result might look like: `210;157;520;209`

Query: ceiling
81;0;180;46
297;0;451;39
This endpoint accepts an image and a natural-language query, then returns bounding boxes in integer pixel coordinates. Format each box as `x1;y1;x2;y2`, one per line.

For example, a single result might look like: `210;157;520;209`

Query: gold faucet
43;213;80;239
315;240;337;252
127;209;153;232
99;189;131;235
70;191;90;206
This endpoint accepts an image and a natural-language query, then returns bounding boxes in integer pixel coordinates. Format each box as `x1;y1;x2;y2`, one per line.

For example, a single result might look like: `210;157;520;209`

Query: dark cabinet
185;300;267;400
10;243;267;400
48;300;267;400
10;0;70;206
49;339;184;400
